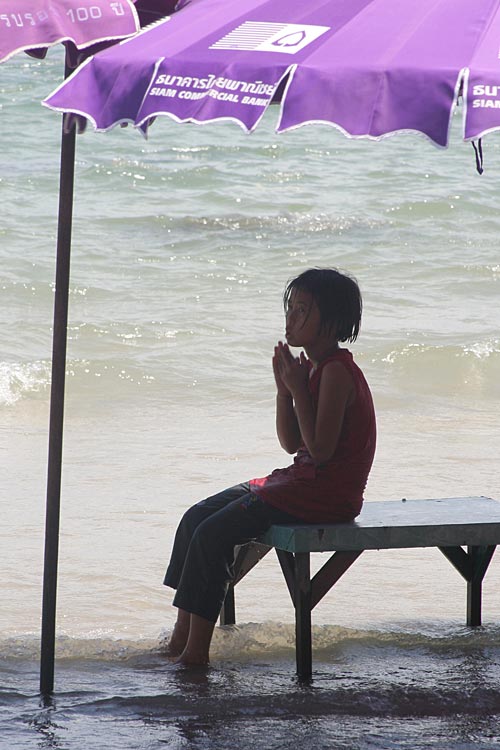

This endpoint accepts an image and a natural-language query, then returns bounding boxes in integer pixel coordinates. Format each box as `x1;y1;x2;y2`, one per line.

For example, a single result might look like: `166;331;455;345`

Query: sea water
1;49;500;749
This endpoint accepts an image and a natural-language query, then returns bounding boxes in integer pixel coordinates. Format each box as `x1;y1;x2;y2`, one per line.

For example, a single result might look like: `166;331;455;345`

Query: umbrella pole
40;85;76;696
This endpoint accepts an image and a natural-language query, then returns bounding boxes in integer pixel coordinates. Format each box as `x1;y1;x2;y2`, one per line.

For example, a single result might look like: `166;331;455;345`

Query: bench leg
467;545;496;626
220;585;236;626
294;552;312;681
277;549;361;680
219;542;272;626
439;544;496;627
467;578;481;626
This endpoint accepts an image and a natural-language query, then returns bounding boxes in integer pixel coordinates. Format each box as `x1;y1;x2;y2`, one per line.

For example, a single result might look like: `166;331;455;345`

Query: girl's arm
273;345;302;454
275;393;302;454
280;357;354;464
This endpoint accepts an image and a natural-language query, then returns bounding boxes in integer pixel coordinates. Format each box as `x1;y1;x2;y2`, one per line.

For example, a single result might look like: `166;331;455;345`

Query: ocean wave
4;622;500;662
3;624;500;731
0;633;158;661
372;340;500;398
379;339;500;365
177;212;384;235
89;682;500;720
376;337;500;394
0;360;50;406
0;356;160;407
4;336;499;408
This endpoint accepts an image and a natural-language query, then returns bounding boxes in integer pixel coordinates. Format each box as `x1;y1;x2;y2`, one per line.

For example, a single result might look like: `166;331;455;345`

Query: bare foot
175;649;210;667
163;642;185;659
162;627;188;658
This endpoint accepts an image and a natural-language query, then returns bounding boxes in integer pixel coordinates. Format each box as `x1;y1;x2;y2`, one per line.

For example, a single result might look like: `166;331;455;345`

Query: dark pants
163;483;299;623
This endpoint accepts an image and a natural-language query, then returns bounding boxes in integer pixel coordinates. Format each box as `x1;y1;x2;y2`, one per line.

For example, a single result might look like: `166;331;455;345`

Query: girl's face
285;288;322;348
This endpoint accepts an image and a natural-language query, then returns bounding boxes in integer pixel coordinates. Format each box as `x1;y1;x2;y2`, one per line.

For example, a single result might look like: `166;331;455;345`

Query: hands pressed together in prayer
272;341;309;398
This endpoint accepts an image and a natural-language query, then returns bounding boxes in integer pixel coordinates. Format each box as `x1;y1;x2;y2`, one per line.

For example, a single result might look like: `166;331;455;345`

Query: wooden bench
220;496;500;680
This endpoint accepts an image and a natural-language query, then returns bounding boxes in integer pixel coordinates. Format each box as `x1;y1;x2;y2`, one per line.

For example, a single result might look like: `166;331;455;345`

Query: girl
163;267;376;666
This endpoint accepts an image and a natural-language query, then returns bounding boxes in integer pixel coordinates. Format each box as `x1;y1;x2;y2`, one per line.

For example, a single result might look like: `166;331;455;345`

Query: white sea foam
0;360;50;405
4;621;500;662
463;338;500;359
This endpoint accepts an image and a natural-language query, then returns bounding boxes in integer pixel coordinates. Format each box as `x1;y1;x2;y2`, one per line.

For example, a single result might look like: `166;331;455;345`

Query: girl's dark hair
283;267;362;343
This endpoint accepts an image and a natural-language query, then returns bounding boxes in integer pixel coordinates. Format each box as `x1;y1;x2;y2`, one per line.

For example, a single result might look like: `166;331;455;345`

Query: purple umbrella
44;0;500;167
0;0;139;63
1;0;177;697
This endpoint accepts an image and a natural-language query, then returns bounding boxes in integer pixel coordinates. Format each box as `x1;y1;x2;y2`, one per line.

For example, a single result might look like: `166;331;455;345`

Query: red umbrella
0;0;177;697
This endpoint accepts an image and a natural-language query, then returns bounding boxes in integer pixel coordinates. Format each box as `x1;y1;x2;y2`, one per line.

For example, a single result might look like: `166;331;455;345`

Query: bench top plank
260;496;500;553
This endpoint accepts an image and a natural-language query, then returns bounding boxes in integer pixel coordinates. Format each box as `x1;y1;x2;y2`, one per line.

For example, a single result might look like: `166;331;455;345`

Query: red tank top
250;348;376;523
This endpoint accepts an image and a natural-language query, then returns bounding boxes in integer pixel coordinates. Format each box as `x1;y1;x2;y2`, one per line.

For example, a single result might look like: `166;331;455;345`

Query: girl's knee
179;503;207;534
191;514;230;551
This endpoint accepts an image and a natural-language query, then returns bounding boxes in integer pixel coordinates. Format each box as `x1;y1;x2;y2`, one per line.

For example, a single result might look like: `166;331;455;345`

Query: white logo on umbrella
210;21;330;55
